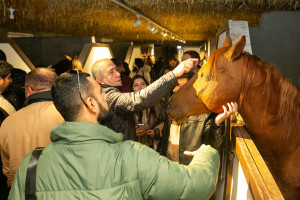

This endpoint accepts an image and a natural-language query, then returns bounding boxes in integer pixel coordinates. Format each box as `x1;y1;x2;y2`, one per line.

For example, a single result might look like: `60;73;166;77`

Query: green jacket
9;122;220;200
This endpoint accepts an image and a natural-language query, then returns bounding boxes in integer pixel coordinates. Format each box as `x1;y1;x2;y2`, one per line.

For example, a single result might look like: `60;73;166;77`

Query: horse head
168;35;300;199
167;35;247;122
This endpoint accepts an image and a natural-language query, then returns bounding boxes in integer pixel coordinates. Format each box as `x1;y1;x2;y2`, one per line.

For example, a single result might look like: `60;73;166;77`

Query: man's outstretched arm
138;144;220;200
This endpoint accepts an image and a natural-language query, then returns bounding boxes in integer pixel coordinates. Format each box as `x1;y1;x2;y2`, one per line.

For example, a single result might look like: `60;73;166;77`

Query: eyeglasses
68;69;88;108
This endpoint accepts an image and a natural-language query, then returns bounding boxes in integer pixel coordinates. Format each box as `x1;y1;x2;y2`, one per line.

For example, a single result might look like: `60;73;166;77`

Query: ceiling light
133;14;141;27
110;0;183;43
152;27;158;34
147;22;155;32
9;7;15;20
161;32;167;37
133;19;141;27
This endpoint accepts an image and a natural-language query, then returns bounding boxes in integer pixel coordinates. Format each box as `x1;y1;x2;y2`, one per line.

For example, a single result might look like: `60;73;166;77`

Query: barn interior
0;0;299;85
0;1;300;200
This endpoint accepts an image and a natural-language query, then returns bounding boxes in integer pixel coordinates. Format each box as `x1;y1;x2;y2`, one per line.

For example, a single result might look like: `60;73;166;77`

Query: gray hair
91;59;111;80
26;68;57;91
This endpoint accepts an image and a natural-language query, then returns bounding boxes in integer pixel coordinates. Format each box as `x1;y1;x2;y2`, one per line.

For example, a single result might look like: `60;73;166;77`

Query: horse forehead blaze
192;63;227;112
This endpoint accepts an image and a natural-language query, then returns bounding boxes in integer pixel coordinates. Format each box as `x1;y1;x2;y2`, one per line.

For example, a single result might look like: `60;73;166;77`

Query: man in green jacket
9;70;220;200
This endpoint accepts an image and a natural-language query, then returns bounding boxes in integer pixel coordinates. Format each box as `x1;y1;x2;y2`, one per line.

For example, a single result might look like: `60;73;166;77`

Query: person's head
168;57;177;69
111;58;124;74
52;70;108;123
91;59;121;87
141;53;147;62
11;68;27;88
0;61;13;93
51;58;72;76
111;58;121;68
147;55;155;65
182;50;200;71
0;50;7;61
134;58;144;69
130;75;149;92
173;72;194;93
25;68;57;98
122;62;130;76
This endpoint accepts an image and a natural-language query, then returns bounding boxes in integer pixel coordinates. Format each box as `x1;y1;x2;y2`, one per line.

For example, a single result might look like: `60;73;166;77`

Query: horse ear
65;55;72;61
222;35;232;48
225;36;246;61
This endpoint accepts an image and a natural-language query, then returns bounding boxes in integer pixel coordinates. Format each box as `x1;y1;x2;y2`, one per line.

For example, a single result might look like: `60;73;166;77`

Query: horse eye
200;73;203;78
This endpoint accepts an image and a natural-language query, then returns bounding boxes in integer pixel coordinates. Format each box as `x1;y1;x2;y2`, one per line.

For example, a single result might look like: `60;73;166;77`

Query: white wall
230;152;254;200
79;44;113;75
0;43;31;72
125;46;142;70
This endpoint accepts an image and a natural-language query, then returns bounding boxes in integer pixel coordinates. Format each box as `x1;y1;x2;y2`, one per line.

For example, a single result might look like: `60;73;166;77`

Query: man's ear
86;97;98;113
25;87;34;98
95;77;103;84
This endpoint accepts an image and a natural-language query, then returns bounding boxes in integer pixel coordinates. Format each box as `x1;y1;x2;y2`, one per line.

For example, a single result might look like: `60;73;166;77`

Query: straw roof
0;0;299;44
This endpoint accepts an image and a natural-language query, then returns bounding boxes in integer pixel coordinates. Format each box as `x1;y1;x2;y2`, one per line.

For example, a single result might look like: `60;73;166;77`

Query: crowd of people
0;49;237;200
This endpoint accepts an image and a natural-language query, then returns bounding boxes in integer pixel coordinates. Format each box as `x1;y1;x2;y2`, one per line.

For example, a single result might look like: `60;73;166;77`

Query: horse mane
208;48;300;145
242;53;300;145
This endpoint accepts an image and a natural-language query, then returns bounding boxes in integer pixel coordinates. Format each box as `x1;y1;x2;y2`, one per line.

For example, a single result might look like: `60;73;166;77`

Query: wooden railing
224;125;284;200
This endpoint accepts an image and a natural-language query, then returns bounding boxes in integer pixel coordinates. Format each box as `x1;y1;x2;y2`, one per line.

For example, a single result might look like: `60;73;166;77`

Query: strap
25;147;44;200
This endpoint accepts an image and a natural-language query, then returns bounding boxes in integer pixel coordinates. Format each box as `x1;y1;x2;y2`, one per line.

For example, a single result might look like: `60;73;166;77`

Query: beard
97;101;108;124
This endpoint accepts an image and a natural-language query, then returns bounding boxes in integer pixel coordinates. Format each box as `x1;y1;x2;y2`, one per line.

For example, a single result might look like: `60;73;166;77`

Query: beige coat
138;64;152;83
0;101;64;185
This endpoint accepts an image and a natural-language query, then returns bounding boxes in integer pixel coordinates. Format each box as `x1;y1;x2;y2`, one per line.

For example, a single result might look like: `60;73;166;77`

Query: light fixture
161;31;167;37
147;22;155;32
133;14;141;27
9;7;15;20
111;0;183;41
152;26;158;34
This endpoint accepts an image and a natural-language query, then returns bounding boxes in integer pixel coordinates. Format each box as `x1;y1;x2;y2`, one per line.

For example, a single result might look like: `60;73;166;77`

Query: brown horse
167;35;300;200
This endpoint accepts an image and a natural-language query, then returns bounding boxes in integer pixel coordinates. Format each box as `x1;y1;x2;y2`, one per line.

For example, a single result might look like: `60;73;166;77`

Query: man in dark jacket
158;56;178;78
91;58;197;141
161;72;237;165
153;57;164;80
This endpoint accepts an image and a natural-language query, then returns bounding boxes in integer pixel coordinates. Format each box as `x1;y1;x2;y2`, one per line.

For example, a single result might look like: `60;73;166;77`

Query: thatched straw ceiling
0;0;299;44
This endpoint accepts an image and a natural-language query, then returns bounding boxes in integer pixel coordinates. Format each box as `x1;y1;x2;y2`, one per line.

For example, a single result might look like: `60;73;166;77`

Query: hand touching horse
167;35;300;200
